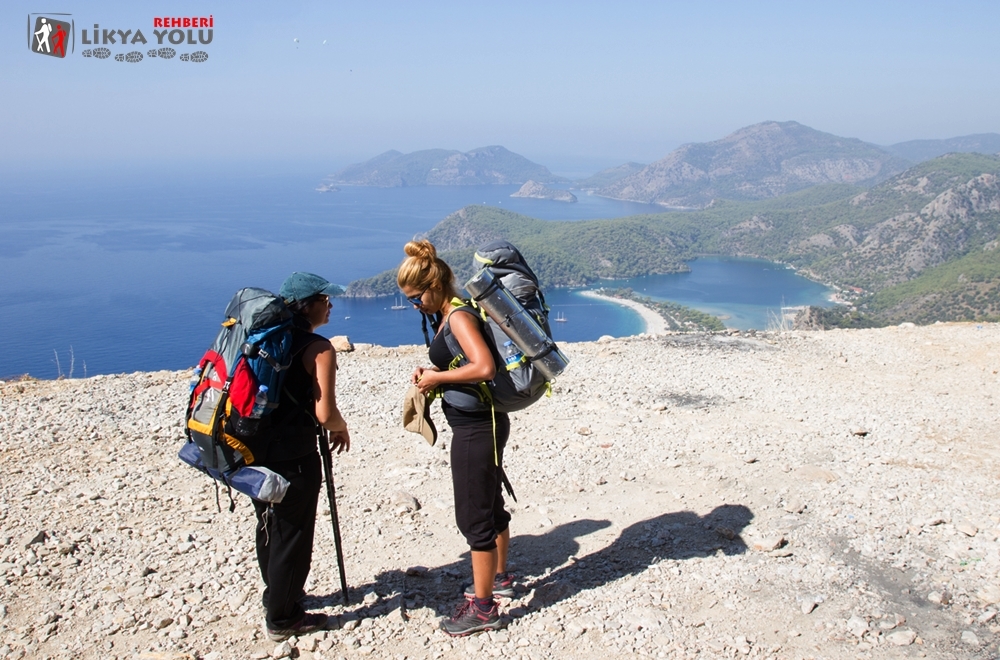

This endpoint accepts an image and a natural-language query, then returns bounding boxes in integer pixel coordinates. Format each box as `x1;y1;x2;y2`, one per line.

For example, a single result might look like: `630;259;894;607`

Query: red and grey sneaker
463;572;517;598
441;598;503;637
266;611;328;642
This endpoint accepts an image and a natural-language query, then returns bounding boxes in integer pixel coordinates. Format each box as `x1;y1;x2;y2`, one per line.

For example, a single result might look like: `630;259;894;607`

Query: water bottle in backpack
503;341;524;370
250;385;269;418
188;367;203;392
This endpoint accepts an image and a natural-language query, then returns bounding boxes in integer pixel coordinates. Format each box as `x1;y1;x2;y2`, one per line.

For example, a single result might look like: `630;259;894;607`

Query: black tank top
428;307;504;428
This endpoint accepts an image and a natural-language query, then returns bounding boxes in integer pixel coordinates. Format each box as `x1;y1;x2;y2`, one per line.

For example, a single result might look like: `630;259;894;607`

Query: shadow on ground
307;504;753;621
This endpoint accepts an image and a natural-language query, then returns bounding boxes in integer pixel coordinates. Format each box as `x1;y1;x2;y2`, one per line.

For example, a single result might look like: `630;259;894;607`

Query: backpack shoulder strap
440;299;481;368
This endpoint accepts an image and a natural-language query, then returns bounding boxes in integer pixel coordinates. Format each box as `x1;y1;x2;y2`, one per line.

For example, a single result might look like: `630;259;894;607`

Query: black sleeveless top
428;307;505;428
260;321;327;463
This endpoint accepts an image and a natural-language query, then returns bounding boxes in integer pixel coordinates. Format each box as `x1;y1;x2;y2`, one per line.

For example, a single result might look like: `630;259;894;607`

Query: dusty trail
1;322;999;659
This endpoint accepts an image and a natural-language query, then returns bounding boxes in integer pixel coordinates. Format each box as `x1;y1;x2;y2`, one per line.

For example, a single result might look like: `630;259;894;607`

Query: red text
154;16;213;28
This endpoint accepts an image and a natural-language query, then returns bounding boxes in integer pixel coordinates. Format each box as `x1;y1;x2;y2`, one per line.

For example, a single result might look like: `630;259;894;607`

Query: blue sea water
0;169;832;378
603;256;836;330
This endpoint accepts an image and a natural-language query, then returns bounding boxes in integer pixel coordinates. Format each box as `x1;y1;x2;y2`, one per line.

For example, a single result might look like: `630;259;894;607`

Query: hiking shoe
441;598;503;637
266;612;328;642
463;572;516;598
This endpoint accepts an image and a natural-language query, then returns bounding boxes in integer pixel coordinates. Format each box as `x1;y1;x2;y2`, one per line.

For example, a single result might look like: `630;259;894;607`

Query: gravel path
1;323;999;659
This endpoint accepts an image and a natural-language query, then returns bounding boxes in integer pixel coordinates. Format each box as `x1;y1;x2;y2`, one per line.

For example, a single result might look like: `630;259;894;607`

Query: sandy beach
578;290;669;335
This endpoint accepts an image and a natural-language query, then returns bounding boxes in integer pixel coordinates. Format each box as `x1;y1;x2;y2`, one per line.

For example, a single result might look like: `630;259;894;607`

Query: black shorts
449;411;511;551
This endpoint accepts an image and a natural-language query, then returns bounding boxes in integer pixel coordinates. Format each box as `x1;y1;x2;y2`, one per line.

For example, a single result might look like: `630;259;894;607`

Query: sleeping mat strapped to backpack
440;240;570;413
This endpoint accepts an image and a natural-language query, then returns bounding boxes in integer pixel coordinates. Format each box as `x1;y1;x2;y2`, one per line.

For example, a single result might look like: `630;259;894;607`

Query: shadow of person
307;506;752;620
524;504;753;610
308;518;612;618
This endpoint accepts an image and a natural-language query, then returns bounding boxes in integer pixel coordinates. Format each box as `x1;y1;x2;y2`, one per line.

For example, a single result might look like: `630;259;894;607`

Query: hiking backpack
183;288;297;474
440;240;569;413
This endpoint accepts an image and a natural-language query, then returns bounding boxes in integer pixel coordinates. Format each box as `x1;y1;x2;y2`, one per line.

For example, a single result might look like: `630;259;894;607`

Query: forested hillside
347;154;1000;326
344;206;693;296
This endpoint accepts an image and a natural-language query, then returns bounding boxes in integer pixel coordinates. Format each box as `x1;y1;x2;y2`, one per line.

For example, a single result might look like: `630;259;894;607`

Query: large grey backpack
440;241;566;413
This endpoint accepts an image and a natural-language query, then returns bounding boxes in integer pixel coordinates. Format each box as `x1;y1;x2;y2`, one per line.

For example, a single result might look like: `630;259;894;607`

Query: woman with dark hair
255;272;350;642
397;240;513;636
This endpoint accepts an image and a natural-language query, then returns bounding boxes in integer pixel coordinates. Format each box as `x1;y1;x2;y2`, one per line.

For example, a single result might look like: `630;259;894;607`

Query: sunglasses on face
404;289;427;306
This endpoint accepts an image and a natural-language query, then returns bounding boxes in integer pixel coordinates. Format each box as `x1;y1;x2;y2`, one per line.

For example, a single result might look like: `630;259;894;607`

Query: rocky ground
1;323;1000;660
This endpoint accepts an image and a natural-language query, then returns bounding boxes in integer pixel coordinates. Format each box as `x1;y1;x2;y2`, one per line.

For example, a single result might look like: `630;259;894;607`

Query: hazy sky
4;0;999;175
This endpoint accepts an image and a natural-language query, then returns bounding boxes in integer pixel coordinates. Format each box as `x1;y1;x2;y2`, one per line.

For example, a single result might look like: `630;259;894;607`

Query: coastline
578;289;669;335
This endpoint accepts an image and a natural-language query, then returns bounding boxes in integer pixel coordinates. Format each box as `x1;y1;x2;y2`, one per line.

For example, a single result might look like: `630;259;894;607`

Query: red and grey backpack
184;288;296;474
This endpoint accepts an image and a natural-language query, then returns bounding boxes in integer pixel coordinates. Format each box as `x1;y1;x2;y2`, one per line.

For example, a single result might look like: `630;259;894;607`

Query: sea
0;167;835;379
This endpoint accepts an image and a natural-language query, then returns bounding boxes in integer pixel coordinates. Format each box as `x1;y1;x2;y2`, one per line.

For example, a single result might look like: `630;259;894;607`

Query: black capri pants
449;410;511;551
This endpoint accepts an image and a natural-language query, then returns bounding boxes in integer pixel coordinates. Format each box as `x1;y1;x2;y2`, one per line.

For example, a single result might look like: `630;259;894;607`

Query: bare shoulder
301;336;334;372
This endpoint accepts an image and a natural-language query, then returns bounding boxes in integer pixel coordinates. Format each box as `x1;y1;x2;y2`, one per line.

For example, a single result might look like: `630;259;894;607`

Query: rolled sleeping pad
178;441;290;503
465;269;570;380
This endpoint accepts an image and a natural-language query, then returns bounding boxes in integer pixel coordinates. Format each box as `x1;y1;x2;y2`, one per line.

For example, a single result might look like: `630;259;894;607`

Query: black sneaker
463;572;516;598
441;598;503;637
266;612;328;642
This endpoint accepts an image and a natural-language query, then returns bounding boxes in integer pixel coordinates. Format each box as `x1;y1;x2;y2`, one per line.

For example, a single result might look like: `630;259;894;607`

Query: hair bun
403;239;437;261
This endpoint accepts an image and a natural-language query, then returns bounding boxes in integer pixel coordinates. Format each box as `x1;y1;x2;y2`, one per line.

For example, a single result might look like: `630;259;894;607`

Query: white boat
554;311;567;323
390;295;407;310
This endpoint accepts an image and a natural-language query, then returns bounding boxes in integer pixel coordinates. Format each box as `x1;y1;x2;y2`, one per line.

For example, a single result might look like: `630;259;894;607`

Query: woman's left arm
414;311;495;394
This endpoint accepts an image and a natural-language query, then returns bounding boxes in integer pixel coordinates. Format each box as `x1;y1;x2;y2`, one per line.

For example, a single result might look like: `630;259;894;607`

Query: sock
474;596;494;612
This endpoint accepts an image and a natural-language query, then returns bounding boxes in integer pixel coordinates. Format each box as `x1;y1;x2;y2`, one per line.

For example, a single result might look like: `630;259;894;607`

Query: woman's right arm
304;339;350;452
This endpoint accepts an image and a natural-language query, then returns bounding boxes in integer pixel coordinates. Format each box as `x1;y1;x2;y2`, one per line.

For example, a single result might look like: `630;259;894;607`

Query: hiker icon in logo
33;18;52;52
29;15;71;58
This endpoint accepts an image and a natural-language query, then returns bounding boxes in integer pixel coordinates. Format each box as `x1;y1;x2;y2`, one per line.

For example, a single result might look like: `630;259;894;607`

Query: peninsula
579;289;666;333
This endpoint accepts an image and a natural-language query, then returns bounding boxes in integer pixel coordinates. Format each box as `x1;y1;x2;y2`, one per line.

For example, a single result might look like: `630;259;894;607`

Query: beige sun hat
402;385;437;446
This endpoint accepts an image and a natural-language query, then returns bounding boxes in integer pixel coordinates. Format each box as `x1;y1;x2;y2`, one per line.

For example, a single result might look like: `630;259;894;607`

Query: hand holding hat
402;385;437;446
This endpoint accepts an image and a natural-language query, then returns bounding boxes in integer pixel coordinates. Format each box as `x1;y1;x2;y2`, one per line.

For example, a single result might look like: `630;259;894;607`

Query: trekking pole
318;429;349;605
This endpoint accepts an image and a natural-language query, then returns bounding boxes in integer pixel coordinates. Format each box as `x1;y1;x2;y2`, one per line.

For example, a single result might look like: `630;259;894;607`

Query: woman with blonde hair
398;239;514;636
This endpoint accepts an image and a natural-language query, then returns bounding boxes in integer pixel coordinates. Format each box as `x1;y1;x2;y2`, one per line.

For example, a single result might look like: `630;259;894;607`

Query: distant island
510;180;576;202
323;146;565;187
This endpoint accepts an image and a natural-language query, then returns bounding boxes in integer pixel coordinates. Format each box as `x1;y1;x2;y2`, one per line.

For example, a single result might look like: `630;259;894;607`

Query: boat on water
390;295;407;310
554;311;567;322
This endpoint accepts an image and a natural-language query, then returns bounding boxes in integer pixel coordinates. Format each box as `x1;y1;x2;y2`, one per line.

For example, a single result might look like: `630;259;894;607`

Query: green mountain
343;205;692;296
347;153;1000;326
597;121;909;209
706;153;1000;289
884;133;1000;163
327;146;565;187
